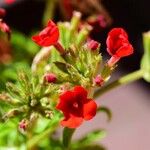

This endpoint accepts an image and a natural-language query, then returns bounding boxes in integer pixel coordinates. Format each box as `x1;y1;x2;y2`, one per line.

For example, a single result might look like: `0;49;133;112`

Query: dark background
1;0;150;70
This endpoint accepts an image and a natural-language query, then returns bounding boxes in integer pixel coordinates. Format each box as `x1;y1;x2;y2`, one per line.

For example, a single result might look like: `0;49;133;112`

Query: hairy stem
94;70;143;98
27;120;59;149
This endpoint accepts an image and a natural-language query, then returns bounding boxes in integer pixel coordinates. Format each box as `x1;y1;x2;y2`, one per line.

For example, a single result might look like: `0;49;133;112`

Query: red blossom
106;28;134;66
106;28;133;57
5;0;16;4
32;20;59;47
56;86;97;128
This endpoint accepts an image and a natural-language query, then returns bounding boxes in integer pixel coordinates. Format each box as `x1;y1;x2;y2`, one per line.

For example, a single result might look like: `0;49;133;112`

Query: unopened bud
94;75;104;86
44;73;57;83
45;110;53;118
19;119;29;131
0;21;11;39
87;40;100;51
0;8;6;18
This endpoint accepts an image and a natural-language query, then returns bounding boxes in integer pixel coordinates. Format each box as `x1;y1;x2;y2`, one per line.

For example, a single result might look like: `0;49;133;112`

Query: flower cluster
30;12;133;129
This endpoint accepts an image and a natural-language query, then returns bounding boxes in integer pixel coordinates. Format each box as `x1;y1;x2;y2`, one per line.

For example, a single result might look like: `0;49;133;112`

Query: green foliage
73;145;106;150
97;106;112;122
72;130;106;150
63;128;75;149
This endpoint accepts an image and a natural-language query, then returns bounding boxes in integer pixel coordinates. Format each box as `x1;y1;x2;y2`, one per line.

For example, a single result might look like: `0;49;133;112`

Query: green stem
62;127;75;150
94;70;143;98
27;120;59;149
42;0;57;26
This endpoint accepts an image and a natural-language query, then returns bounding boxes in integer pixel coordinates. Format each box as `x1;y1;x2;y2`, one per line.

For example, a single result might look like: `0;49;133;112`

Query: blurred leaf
97;106;112;121
73;130;106;148
63;127;75;148
73;144;106;150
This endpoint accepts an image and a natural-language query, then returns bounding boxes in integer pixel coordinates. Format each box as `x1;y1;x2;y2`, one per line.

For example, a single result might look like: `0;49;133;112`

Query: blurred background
0;0;150;150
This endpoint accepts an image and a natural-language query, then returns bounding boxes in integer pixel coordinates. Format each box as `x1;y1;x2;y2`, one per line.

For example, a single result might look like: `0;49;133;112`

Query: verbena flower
32;20;59;47
5;0;16;4
106;28;133;67
56;86;97;128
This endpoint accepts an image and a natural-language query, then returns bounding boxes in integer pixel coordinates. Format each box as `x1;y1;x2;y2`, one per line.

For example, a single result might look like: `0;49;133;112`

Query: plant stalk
94;70;143;98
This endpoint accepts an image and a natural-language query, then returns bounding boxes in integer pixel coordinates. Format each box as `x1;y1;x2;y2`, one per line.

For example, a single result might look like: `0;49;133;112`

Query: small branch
42;0;57;26
27;120;59;149
94;70;143;98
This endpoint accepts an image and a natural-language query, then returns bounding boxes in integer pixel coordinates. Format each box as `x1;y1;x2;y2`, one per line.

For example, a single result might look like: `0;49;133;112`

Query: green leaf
73;144;106;150
73;130;106;148
54;61;69;73
97;106;112;121
141;32;150;82
63;127;75;148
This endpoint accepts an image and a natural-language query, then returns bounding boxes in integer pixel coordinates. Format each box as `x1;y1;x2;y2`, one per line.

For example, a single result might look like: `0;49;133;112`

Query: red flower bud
44;73;57;83
98;15;107;28
0;8;6;18
106;28;134;66
19;119;28;131
0;21;11;39
87;39;100;50
32;20;59;47
94;75;104;86
56;86;97;128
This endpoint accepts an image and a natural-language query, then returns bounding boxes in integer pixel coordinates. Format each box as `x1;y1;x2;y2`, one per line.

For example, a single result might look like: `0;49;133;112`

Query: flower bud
87;39;100;51
0;8;6;18
0;21;11;39
94;75;104;86
19;119;29;131
44;73;57;83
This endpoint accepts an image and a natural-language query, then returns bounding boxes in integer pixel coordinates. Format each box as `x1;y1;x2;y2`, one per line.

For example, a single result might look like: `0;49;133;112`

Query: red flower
106;28;133;66
5;0;15;4
32;20;59;47
106;28;133;58
56;86;97;128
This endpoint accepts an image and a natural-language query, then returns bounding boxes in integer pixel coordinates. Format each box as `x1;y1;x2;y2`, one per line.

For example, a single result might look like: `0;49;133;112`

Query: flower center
73;102;78;108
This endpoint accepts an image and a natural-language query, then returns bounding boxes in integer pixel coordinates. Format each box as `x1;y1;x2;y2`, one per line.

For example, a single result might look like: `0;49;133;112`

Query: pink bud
87;40;100;50
0;8;6;18
98;15;107;28
0;21;11;39
94;75;104;86
19;119;28;131
44;73;57;83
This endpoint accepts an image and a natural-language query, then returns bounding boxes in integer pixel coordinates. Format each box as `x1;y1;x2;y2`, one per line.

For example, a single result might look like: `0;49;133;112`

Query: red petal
61;115;83;128
56;91;74;112
32;20;59;47
116;43;134;57
47;20;56;27
83;99;97;120
74;86;88;101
